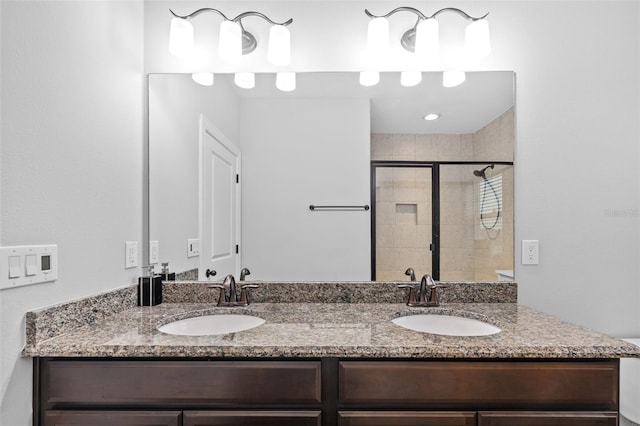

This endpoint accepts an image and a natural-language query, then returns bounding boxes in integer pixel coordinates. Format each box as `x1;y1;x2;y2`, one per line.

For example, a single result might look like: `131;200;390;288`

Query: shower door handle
429;243;434;252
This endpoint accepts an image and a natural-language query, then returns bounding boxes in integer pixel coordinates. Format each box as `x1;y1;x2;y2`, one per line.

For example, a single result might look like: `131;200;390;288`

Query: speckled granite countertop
23;292;640;359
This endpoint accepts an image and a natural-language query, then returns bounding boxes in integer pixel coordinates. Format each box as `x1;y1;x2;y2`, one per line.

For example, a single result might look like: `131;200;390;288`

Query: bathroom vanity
25;282;640;426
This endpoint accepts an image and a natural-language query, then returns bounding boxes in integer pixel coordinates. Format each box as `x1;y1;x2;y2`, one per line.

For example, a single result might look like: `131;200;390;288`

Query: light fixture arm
170;8;232;21
170;8;293;26
365;7;488;22
233;11;293;26
429;7;489;21
365;7;427;20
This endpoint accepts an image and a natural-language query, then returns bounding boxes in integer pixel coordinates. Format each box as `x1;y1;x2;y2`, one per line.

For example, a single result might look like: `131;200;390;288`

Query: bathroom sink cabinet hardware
33;358;619;426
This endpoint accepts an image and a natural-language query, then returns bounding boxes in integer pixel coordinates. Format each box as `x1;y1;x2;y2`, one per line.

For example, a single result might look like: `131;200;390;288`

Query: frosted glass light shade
276;72;296;92
219;20;242;62
443;70;466;87
168;18;194;58
234;72;255;89
465;19;491;58
367;17;390;54
267;25;291;66
401;71;422;87
359;70;380;87
192;73;214;86
415;18;439;58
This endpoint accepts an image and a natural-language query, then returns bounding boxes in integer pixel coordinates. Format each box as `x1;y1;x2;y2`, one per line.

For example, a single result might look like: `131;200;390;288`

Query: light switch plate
187;238;200;258
0;245;58;290
125;241;138;269
149;241;159;264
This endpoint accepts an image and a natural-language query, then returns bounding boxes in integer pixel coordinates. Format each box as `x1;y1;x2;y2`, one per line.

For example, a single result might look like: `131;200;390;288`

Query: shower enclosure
372;161;513;281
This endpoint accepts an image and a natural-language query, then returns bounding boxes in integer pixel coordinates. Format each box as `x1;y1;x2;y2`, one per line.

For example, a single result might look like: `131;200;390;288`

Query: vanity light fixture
168;8;293;66
192;73;214;86
423;113;440;121
400;70;422;87
276;72;296;92
442;70;466;87
364;7;491;59
234;72;255;89
360;70;380;87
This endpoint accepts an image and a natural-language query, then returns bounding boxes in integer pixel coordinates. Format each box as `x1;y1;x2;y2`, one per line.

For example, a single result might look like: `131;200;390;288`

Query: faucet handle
208;284;226;305
397;284;417;305
427;284;446;306
239;284;259;305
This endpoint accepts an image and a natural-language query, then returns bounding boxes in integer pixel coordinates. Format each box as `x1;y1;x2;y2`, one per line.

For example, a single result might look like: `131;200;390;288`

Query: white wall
0;1;144;424
240;98;371;280
145;1;640;336
0;0;638;424
149;74;240;276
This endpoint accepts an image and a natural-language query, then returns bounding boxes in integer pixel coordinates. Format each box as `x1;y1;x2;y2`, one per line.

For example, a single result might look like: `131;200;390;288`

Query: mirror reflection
148;72;514;282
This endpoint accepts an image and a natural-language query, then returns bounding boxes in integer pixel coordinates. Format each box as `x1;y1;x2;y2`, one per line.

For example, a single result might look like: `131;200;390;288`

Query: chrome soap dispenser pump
160;262;176;281
138;265;163;306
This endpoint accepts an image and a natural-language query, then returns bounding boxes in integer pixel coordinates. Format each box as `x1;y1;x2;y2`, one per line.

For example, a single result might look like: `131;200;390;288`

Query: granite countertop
22;281;640;359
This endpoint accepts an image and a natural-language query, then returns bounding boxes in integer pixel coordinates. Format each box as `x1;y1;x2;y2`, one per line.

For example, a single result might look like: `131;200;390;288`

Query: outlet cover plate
125;241;138;269
522;240;539;265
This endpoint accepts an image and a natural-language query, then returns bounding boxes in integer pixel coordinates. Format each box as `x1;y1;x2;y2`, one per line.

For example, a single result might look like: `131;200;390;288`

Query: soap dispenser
160;262;176;281
138;265;163;306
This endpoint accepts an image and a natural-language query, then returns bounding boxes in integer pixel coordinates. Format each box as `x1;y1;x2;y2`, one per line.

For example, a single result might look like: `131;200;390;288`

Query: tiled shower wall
372;107;514;281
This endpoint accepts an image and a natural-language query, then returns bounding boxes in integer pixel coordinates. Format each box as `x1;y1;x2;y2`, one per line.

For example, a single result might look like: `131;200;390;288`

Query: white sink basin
392;314;501;336
158;314;265;336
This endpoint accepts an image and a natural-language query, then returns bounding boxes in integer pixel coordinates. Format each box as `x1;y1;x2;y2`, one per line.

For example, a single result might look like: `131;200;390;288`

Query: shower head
473;164;495;178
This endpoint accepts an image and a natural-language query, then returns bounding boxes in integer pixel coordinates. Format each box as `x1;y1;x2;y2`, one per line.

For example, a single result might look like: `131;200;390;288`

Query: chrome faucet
404;267;416;281
398;274;446;307
209;274;258;307
240;267;251;281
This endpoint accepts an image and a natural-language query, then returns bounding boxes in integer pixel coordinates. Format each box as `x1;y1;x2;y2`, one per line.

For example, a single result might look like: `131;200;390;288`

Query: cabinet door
338;411;476;426
339;361;618;410
183;410;321;426
44;410;181;426
478;411;618;426
42;359;321;408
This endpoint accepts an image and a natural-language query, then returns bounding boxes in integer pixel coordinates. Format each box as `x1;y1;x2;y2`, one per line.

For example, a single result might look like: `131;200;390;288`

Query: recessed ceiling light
423;113;440;121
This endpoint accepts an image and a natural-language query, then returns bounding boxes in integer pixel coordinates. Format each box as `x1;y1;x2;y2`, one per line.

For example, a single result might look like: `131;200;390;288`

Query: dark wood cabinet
183;410;321;426
338;411;476;426
41;359;321;408
477;411;618;426
43;410;182;426
338;360;618;410
33;358;620;426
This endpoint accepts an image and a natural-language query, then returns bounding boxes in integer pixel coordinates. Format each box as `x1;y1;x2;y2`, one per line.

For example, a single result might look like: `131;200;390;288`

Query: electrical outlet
522;240;539;265
125;241;138;269
149;241;159;264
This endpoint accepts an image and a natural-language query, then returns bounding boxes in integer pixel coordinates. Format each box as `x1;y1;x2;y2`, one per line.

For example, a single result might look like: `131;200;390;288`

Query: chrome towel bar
309;205;370;211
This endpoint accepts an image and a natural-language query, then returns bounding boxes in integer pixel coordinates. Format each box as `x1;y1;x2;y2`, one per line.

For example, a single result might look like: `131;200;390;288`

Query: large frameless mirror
148;71;514;282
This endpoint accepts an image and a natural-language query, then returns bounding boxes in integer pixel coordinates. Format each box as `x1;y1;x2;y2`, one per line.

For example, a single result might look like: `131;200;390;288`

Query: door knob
206;269;217;278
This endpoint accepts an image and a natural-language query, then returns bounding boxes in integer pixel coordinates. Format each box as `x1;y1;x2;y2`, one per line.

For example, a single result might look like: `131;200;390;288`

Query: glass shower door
439;163;514;281
373;165;432;281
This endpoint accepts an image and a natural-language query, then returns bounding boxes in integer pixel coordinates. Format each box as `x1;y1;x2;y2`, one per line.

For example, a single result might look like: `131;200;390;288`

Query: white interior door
199;115;241;280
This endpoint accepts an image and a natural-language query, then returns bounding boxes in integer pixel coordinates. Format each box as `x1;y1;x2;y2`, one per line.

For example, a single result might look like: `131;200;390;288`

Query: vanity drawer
338;411;476;426
43;410;182;426
183;410;322;426
477;411;618;426
339;360;618;409
41;359;322;408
